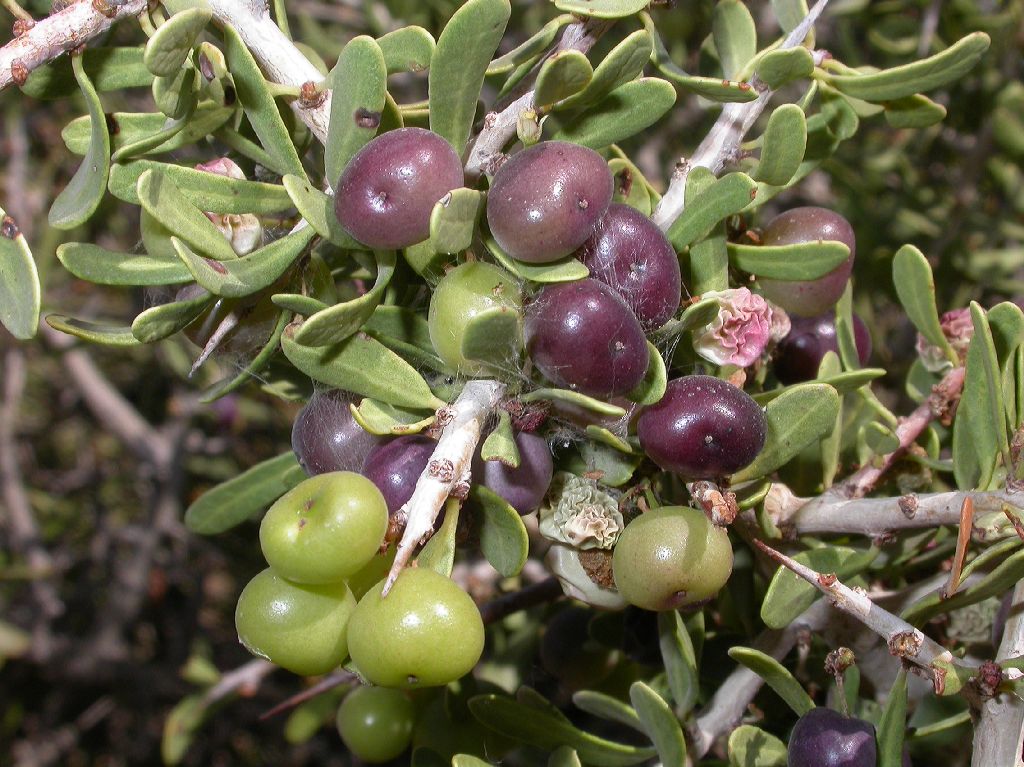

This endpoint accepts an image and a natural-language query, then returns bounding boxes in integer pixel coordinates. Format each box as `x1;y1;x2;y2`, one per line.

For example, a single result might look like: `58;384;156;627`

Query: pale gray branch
973;580;1024;767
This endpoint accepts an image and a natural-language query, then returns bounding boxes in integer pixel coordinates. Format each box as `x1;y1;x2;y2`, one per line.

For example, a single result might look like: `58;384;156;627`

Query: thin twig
651;0;831;230
0;0;147;91
202;658;277;708
480;576;563;625
973;580;1024;767
259;668;354;720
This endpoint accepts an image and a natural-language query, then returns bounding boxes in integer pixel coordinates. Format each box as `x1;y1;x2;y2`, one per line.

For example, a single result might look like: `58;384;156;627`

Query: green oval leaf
282;331;444;410
756;47;814;90
377;26;435;75
429;0;511;153
752;104;807;186
728;647;814;716
57;242;192;286
185;452;305;534
667;170;757;251
222;24;306;178
325;36;387;187
468;694;657;766
731;383;840;482
471;484;529;577
826;32;990;102
144;8;212;76
430;188;484;255
892;244;955;359
487;16;569;75
727;725;788;767
521;387;626;418
0;209;40;339
713;0;757;80
293;250;395;346
49;54;110;230
559;30;653;111
552;78;676;150
658;610;699;715
629;682;686;767
480;409;519;466
534;50;594;109
110;160;293;213
553;0;649;19
131;288;215;343
483;232;589;283
731;239;849;281
884;94;947;129
173;226;315;298
62;103;234;158
45;315;140;346
350;398;435;436
136;168;239;262
571;691;645;734
626;341;666;406
877;668;909;767
417;499;460;577
21;47;150;100
152;65;199;120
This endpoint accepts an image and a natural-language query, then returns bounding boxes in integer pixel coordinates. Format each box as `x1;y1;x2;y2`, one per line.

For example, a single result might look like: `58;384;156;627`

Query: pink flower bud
196;158;263;255
916;307;973;372
195;157;247;180
693;288;775;367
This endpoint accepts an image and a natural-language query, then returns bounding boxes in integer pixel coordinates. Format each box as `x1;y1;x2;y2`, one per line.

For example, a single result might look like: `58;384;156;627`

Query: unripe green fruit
336;686;415;763
347;568;485;688
428;261;523;377
235;568;355;676
259;471;388;584
612;506;733;611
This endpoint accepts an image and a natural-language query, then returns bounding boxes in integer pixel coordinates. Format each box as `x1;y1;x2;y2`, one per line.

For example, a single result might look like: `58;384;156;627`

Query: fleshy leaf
293;250;396;346
377;26;435;75
892;244;955;359
0;209;40;339
559;30;653;111
730;239;848;281
626;341;666;406
350;398;435;436
137;168;238;262
57;242;191;286
281;175;365;249
727;725;788;767
282;331;445;410
629;683;686;767
185;452;305;534
667;170;757;251
110;160;292;212
44;315;140;346
430;188;484;255
658;610;699;715
429;0;511;153
877;667;909;767
534;50;594;109
131;288;214;343
49;54;110;230
553;0;650;19
826;32;990;102
571;691;645;734
483;232;589;283
22;47;150;100
144;8;211;76
731;383;840;482
728;647;814;716
417;499;460;577
471;485;529;577
521;387;626;417
884;94;947;129
62;104;234;158
552;78;676;149
325;36;387;187
752;104;807;186
712;0;757;80
480;408;519;466
756;47;814;90
487;16;569;75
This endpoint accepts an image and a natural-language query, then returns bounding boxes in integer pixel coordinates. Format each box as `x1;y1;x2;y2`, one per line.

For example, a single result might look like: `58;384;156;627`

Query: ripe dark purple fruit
472;430;553;514
775;312;872;384
525;278;649;398
758;207;856;317
575;203;682;330
638;375;766;478
291;389;380;475
334;127;464;249
487;141;613;263
362;435;436;515
788;707;877;767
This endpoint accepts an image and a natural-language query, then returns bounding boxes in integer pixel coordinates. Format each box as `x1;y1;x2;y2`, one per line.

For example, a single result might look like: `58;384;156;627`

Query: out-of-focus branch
202;658;276;707
480;576;563;625
973;580;1024;767
464;18;611;179
835;366;965;499
651;0;831;230
0;0;147;91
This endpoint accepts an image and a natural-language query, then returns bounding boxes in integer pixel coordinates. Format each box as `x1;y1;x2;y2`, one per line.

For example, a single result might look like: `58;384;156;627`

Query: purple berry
361;435;436;515
525;278;649;398
775;312;872;384
487;141;613;263
758;207;856;317
291;389;380;476
334;127;464;249
788;707;878;767
576;203;682;330
473;430;553;514
637;375;766;479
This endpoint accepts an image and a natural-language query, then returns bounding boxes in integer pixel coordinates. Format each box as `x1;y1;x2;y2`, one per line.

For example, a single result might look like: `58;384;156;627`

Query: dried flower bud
539;472;624;550
916;307;973;373
196;158;263;255
767;300;791;343
693;287;774;367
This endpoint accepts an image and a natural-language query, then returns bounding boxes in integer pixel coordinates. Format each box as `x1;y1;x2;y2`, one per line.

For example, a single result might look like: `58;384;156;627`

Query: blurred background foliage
0;0;1021;764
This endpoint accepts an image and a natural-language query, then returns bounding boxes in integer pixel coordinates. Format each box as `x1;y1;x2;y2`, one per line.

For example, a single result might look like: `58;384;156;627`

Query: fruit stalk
0;0;148;91
651;0;832;230
382;379;506;596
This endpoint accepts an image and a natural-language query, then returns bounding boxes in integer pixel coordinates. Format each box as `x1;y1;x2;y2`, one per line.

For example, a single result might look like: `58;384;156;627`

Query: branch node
888;630;924;659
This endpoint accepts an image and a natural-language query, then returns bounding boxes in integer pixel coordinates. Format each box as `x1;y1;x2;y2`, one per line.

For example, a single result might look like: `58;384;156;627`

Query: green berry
336;686;415;763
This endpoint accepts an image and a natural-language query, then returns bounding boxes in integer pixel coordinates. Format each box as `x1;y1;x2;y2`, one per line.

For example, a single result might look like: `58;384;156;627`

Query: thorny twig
651;0;832;230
